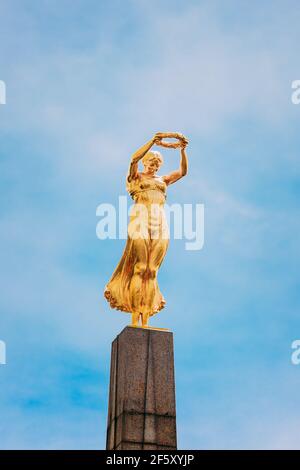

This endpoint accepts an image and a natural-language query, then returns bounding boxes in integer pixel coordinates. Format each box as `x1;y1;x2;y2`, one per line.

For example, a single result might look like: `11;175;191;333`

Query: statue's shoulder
127;172;141;184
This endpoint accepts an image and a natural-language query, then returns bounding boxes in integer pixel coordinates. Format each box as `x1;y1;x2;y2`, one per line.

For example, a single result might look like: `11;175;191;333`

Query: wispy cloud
1;0;300;449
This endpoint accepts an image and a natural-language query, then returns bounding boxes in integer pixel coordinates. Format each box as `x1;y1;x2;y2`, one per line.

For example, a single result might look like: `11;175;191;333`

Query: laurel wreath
156;132;188;149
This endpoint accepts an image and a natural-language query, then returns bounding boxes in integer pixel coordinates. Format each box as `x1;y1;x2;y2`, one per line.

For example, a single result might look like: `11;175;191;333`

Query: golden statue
104;132;189;328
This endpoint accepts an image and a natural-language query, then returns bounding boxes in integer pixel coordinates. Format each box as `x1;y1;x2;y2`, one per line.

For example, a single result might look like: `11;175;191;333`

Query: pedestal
106;326;177;450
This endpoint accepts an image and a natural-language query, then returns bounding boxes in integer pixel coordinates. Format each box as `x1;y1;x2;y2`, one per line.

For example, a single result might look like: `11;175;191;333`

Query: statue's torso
127;174;167;205
126;174;169;240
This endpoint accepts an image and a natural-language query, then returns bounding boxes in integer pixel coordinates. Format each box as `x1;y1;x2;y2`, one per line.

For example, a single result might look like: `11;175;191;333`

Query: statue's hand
153;132;164;144
179;139;188;149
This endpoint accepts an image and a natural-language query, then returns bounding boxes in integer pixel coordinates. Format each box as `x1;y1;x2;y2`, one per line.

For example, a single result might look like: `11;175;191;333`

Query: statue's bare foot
131;312;140;327
141;312;149;328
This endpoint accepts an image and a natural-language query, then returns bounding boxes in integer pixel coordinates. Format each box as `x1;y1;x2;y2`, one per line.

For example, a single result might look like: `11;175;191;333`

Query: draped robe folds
104;174;169;316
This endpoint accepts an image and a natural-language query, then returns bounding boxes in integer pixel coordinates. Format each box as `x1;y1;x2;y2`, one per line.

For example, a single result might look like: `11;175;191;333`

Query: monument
104;132;189;450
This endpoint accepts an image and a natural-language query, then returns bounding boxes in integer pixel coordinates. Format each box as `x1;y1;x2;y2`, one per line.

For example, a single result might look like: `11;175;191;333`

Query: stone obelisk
106;326;177;450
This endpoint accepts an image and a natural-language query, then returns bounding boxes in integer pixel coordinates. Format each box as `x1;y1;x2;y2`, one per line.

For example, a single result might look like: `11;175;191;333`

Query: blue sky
0;0;300;449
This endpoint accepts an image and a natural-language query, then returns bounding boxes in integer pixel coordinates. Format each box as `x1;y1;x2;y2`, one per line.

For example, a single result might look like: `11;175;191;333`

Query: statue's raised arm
158;133;189;186
127;133;163;183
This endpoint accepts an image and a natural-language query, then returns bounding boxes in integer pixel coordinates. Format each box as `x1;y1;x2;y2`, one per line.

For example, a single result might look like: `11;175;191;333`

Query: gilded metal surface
104;132;189;327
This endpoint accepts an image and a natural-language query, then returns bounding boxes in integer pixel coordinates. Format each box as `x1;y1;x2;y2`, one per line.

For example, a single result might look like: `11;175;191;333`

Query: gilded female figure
104;132;189;328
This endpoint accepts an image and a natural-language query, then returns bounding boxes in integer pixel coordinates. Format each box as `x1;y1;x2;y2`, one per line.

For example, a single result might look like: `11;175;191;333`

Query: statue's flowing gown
104;174;169;316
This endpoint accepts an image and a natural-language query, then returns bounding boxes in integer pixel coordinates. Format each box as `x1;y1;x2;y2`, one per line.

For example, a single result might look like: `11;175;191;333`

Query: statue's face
144;157;162;175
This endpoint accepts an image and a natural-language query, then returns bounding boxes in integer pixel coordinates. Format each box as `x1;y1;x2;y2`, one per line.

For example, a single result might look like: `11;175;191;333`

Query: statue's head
142;151;163;175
